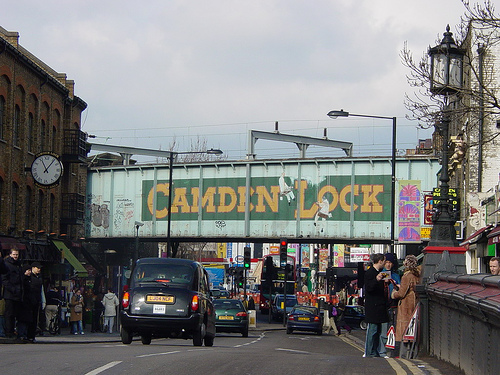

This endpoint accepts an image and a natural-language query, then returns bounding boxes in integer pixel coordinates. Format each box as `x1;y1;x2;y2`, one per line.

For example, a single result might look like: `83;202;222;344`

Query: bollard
248;309;257;328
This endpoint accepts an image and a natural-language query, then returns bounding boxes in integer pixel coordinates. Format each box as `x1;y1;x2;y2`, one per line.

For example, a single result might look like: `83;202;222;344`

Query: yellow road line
339;335;442;375
387;358;411;375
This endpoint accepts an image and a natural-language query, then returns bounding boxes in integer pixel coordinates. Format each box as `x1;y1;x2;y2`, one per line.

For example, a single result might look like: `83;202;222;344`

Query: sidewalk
0;327;122;344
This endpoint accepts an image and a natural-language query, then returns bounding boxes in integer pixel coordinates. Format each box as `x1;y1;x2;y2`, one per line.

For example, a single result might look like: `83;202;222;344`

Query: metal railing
422;272;500;375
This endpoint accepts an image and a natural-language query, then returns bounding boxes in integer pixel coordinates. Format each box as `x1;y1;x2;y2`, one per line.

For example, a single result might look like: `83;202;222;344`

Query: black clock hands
43;158;56;173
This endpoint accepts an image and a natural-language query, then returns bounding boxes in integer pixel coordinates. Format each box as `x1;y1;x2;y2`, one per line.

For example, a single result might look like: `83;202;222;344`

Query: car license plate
146;295;174;303
153;304;166;314
298;317;309;321
218;315;234;320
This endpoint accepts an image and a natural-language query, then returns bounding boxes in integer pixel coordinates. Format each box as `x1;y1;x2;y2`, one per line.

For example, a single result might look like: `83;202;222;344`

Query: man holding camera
363;253;390;358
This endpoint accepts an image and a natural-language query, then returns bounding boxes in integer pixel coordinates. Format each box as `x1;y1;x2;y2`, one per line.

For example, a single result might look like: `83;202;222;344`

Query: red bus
259;254;296;314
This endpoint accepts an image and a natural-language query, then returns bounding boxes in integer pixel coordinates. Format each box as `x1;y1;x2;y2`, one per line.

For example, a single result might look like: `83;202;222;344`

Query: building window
0;178;3;229
53;110;61;152
40;120;46;151
0;96;5;140
37;190;44;230
49;193;55;233
25;186;32;229
28;113;34;152
11;183;19;232
52;126;57;152
14;105;20;147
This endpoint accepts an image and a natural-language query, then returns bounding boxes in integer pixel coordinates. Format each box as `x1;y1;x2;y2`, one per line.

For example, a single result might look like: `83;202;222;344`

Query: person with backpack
325;302;339;335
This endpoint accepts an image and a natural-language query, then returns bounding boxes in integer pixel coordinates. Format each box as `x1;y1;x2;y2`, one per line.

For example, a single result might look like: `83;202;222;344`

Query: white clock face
31;153;63;186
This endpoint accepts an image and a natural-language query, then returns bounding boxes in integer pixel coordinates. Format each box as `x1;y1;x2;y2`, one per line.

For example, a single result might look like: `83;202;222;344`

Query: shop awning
487;224;500;245
459;225;493;247
0;236;27;252
51;239;88;277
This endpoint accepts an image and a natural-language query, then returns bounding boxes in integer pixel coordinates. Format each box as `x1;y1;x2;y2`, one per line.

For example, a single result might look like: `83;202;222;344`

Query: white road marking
233;332;265;347
137;350;181;358
85;361;122;375
276;348;310;354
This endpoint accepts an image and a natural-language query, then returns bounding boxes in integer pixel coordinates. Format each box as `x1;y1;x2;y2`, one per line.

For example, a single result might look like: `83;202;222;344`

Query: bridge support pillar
421;246;467;284
417;245;466;356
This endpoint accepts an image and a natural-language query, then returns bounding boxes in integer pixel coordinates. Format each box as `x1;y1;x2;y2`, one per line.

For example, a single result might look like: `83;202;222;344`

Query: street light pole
427;25;465;247
134;221;144;264
166;152;174;258
328;110;397;253
165;148;223;258
427;110;459;247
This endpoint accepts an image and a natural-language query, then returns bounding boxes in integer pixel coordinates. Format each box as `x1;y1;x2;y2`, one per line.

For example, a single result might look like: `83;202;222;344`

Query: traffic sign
403;305;419;342
385;325;396;349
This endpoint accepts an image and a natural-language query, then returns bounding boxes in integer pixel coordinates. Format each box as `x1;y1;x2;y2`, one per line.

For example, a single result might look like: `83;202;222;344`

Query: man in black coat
1;249;23;338
363;253;389;358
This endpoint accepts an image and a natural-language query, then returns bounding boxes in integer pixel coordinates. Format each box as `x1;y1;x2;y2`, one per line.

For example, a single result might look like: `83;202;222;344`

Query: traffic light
279;238;288;267
313;248;319;269
244;246;251;269
326;267;334;282
264;256;275;282
285;264;294;280
235;267;244;288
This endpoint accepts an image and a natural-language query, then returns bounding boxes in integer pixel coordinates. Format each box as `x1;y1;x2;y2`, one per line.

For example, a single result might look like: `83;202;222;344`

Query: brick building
0;26;89;274
447;21;500;273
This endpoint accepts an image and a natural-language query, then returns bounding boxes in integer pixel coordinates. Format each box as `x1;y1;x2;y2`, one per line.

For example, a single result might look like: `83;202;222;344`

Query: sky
2;0;470;162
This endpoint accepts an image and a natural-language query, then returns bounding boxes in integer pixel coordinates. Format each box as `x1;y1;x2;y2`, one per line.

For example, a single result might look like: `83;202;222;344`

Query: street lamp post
104;249;117;288
427;25;465;247
134;221;144;265
165;148;223;258
328;110;397;252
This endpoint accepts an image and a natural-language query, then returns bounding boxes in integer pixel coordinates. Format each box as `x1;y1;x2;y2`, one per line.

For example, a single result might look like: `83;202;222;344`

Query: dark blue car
343;305;367;330
286;305;323;335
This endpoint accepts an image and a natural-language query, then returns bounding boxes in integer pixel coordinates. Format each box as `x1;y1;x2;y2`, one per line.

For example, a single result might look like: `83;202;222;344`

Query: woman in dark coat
17;265;33;340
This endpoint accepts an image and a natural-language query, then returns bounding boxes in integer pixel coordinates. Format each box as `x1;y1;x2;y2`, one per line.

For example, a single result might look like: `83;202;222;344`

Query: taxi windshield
132;264;193;286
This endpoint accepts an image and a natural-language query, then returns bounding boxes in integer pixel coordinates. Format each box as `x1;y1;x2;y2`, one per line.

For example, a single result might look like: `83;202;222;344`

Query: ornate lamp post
427;25;465;247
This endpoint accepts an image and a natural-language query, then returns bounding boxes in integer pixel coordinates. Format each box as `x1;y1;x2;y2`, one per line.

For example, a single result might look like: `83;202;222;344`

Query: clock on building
31;152;64;187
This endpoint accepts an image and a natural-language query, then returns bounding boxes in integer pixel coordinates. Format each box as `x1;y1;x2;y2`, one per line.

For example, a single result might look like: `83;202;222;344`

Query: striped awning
459;225;493;247
487;225;500;246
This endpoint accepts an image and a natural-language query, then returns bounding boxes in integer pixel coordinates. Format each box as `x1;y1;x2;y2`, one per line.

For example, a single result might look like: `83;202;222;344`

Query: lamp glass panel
432;53;448;88
448;56;462;89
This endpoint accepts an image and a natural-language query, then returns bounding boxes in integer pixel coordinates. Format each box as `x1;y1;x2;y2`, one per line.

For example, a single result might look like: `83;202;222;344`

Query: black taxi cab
120;258;216;346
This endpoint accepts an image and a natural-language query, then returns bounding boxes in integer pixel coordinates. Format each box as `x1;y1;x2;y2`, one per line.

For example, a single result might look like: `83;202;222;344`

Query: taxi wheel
193;323;205;346
141;334;152;345
121;327;133;345
360;320;368;330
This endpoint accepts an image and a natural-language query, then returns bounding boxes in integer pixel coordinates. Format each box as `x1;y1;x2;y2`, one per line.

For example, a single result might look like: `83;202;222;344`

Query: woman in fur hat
391;255;420;357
